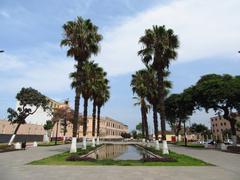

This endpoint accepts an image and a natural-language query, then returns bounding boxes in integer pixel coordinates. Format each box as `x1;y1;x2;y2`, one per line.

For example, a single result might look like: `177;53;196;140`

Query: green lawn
30;145;209;166
38;141;66;146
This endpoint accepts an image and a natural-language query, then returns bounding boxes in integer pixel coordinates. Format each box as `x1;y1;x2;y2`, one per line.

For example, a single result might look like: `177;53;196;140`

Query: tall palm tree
131;70;150;140
91;68;108;147
138;25;179;154
145;68;172;147
61;17;102;153
133;96;150;140
95;83;110;144
70;61;100;149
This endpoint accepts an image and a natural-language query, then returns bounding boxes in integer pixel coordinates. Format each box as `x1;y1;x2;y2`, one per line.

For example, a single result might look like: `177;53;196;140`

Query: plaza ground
0;143;239;180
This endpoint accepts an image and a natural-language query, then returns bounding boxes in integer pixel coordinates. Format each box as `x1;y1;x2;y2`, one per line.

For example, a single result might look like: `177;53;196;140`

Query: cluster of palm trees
61;17;110;152
131;25;179;154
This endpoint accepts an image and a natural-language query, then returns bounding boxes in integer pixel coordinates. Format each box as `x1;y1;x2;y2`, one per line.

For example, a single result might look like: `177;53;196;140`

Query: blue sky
0;0;240;132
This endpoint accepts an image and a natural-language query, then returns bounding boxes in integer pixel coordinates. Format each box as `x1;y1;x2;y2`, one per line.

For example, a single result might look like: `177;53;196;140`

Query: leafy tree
121;132;131;139
190;123;208;134
61;17;102;152
131;130;138;139
192;74;240;144
43;120;54;131
43;120;54;143
165;88;195;141
136;122;142;133
138;25;179;154
7;87;48;145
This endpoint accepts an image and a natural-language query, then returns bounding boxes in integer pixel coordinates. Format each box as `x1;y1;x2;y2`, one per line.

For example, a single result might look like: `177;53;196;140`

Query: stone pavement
0;143;239;180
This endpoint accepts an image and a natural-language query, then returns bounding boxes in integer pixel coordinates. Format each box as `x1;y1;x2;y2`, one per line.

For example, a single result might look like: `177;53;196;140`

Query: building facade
0;120;45;135
5;96;128;140
52;116;128;139
16;97;66;125
210;114;240;141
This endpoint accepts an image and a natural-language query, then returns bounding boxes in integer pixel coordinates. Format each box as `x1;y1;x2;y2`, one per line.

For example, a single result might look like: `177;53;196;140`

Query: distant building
5;95;128;141
210;114;240;141
16;97;66;125
0;120;45;135
52;116;128;139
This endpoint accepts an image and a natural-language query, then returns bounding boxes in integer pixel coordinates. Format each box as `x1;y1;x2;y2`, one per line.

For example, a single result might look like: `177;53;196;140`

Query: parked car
205;140;216;145
196;140;205;144
224;139;233;145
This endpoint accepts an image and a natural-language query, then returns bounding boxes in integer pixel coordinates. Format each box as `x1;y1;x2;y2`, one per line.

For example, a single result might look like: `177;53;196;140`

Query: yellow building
52;116;128;140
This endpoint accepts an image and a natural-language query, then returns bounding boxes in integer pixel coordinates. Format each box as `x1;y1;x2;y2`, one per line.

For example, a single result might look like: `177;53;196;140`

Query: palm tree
95;83;110;144
70;61;98;149
145;68;172;149
91;68;108;147
133;97;150;140
61;17;102;153
131;70;150;140
138;25;179;154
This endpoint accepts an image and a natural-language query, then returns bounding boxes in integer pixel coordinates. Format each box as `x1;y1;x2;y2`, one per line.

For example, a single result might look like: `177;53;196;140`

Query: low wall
0;134;43;143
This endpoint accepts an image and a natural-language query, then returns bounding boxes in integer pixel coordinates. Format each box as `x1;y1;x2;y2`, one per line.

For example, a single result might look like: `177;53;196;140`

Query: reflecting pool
86;144;157;160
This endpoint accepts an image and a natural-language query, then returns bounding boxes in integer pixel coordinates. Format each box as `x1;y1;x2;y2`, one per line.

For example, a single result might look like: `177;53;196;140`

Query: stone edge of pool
81;143;163;161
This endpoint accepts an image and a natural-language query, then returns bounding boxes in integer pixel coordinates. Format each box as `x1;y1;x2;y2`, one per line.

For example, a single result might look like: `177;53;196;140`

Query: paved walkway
0;143;239;180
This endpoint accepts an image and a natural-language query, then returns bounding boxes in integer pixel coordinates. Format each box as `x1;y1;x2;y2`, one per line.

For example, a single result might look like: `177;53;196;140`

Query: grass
38;141;70;146
175;142;204;148
30;145;209;166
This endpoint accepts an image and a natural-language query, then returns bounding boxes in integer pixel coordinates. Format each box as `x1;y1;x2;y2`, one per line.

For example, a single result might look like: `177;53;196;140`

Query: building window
217;129;219;132
224;122;226;126
220;123;223;126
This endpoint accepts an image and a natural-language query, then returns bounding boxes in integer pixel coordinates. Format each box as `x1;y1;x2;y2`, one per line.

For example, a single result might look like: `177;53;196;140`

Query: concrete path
168;144;240;176
0;143;239;180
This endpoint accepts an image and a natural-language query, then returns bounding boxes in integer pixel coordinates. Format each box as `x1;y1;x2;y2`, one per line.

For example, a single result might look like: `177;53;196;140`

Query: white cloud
0;54;26;71
0;10;10;18
96;0;240;76
0;45;74;94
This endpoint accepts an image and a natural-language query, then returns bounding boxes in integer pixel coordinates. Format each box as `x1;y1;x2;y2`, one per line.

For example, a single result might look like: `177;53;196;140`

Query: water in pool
86;144;156;160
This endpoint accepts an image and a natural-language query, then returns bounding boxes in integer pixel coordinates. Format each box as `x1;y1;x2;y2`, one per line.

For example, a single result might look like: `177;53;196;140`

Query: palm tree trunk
92;101;97;137
144;111;149;140
92;100;97;147
8;123;21;145
97;106;101;136
83;97;88;136
157;69;169;154
82;97;88;149
176;119;182;142
70;89;80;153
63;116;67;143
153;104;158;140
96;106;101;145
140;98;146;138
55;121;59;145
183;121;187;146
